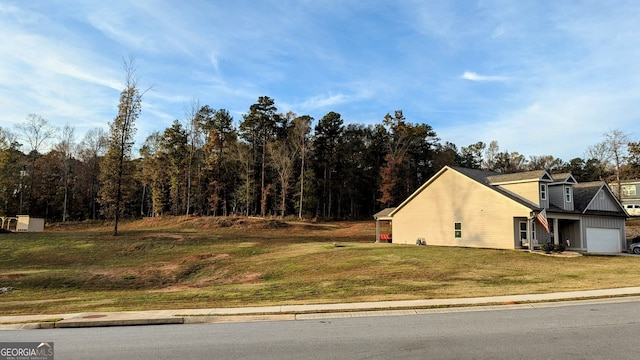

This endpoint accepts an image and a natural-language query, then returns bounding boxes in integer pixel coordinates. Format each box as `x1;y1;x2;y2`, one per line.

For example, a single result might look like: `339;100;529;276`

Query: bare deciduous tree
16;114;58;155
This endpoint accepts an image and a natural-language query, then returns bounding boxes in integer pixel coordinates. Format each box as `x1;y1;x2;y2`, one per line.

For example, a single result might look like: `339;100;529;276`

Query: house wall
624;183;639;200
611;183;640;199
549;185;574;211
498;182;540;207
588;189;621;211
392;169;531;250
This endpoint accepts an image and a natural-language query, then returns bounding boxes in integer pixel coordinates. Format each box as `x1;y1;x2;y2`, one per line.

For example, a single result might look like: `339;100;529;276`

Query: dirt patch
627;225;640;240
140;233;191;241
123;216;291;231
181;253;230;263
0;273;27;280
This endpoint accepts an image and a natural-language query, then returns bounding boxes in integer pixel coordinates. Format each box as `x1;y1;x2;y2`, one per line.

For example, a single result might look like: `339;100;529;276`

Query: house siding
626;184;639;199
392;169;530;249
610;182;640;201
498;182;540;207
588;190;621;211
549;185;574;211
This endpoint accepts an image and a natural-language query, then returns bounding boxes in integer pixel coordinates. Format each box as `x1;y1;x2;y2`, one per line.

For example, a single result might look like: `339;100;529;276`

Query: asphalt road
3;299;640;359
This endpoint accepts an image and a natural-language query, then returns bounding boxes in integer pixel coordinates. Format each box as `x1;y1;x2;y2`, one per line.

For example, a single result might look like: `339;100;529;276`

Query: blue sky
1;0;639;161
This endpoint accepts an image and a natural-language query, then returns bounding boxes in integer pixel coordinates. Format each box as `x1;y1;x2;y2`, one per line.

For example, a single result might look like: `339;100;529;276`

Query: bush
555;243;566;252
542;242;554;253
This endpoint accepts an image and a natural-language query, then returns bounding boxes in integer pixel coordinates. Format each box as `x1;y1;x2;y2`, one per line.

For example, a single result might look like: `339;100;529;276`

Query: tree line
1;75;639;227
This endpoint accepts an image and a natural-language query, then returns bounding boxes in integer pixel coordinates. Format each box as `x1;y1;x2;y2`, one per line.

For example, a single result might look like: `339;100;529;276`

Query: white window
519;222;527;242
540;184;547;201
454;222;462;238
622;185;637;197
565;186;572;203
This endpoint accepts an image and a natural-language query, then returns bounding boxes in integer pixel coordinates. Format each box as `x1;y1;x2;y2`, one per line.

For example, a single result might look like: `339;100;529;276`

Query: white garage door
586;228;621;253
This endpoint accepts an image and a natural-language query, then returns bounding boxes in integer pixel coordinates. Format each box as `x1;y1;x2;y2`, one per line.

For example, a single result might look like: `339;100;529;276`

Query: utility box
16;215;45;232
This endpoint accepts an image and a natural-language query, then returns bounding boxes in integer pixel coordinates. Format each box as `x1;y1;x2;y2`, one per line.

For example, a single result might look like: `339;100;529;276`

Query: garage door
586;228;621;253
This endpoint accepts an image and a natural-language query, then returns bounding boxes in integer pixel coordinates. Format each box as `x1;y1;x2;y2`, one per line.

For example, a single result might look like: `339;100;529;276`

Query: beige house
381;166;627;253
609;179;640;216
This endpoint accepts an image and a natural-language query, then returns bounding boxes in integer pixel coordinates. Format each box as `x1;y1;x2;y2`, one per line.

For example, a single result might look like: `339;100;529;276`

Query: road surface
3;298;639;359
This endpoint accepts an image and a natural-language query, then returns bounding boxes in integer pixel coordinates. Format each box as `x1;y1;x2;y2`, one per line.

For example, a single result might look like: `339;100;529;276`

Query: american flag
536;209;550;233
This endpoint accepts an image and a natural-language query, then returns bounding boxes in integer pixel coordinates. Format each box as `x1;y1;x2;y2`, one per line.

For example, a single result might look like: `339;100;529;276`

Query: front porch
516;215;581;251
373;208;395;243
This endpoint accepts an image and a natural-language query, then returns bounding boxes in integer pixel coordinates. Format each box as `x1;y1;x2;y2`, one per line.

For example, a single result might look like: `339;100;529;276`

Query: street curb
3;287;640;330
55;317;184;328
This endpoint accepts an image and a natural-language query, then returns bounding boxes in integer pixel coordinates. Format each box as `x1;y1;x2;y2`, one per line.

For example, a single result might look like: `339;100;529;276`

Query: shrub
542;242;554;253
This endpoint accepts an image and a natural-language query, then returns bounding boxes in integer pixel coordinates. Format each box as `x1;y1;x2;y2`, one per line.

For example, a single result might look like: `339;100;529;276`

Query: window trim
564;185;572;203
519;221;527;242
540;184;547;201
454;222;462;239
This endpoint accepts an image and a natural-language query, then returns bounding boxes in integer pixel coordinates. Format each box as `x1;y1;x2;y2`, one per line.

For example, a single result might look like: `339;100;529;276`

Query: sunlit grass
1;217;639;315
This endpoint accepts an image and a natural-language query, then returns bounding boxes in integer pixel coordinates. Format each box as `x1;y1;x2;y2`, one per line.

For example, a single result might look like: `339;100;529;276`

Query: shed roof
373;207;396;220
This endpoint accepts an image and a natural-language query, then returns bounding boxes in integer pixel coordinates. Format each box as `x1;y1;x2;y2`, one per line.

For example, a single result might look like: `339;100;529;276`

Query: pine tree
99;58;145;236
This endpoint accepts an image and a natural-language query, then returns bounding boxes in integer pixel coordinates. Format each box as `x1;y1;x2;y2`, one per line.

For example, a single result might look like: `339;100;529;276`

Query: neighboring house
382;166;627;253
609;179;640;217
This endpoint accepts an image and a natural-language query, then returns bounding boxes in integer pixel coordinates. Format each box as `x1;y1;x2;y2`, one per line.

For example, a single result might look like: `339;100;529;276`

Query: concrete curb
3;287;640;330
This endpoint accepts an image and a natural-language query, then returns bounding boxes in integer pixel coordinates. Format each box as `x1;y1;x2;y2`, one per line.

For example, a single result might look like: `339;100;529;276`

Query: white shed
16;215;45;232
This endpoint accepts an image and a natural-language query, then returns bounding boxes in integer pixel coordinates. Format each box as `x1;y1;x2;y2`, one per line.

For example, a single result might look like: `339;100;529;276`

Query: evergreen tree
312;111;344;218
99;58;145;235
239;96;283;215
199;106;237;216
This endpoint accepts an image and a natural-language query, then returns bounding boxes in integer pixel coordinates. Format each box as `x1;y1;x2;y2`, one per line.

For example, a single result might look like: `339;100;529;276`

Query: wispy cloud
298;93;349;111
461;71;512;82
2;0;640;161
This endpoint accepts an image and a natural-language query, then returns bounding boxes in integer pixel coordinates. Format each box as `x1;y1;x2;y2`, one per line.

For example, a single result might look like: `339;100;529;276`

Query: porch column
527;217;533;251
553;218;559;245
375;219;381;243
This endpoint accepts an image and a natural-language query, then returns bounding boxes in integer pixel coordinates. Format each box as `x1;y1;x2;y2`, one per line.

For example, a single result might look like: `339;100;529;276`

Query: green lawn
1;217;640;315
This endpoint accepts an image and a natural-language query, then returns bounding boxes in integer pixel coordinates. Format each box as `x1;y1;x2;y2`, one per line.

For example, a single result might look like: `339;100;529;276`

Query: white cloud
299;94;349;111
461;71;512;82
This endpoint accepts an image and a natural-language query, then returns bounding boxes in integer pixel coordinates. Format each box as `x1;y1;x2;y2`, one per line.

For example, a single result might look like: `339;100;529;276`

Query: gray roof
486;169;549;184
573;181;603;212
551;173;574;182
452;167;624;215
373;207;396;220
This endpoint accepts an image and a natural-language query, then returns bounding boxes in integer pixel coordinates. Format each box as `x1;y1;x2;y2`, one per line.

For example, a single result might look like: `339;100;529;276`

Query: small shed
16;215;45;232
373;207;395;243
0;216;18;231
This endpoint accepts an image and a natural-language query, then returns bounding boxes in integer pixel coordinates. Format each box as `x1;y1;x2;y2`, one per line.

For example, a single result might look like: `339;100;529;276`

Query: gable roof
389;166;540;217
453;167;541;209
486;169;552;184
573;181;602;212
573;181;627;216
388;166;627;218
551;173;577;184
